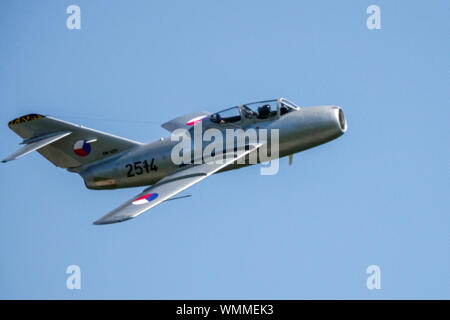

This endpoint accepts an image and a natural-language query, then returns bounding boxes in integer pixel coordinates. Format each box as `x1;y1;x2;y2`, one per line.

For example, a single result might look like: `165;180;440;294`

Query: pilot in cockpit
257;104;271;119
241;105;256;119
211;113;227;124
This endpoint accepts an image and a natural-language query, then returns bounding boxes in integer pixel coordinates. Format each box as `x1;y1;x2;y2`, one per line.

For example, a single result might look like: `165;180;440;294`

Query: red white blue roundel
186;115;207;126
73;140;91;157
132;193;159;205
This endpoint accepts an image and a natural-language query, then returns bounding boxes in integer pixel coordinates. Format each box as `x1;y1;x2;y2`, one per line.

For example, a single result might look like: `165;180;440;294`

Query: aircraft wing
93;143;262;225
161;111;212;132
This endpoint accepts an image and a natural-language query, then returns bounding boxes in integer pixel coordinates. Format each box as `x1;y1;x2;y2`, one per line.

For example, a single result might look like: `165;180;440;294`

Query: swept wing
93;143;262;225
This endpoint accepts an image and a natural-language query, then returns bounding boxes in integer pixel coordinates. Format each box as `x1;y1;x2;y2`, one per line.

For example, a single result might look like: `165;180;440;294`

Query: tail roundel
4;113;142;170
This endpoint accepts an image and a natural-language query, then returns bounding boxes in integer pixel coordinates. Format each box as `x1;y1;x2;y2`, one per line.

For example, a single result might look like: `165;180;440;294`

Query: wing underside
93;143;262;225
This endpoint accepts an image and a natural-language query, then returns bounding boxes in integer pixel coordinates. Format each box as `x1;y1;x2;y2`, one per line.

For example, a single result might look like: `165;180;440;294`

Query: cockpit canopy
210;98;300;125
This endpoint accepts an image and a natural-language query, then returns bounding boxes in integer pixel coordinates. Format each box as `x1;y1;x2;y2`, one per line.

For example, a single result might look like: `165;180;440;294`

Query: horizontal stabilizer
2;131;71;163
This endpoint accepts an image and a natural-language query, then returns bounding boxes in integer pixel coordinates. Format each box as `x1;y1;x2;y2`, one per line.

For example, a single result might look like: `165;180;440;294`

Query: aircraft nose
279;104;346;151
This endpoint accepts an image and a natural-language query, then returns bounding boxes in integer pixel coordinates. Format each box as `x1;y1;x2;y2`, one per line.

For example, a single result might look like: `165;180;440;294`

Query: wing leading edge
93;143;262;225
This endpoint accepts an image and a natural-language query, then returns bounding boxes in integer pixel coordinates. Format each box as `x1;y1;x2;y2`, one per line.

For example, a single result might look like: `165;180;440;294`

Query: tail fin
4;113;141;169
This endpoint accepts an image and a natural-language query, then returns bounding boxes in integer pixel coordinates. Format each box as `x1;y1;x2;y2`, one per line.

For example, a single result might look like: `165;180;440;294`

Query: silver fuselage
80;105;346;190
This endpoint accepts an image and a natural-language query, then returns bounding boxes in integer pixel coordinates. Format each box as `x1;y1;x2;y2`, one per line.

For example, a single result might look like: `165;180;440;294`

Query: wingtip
93;216;132;225
92;219;114;225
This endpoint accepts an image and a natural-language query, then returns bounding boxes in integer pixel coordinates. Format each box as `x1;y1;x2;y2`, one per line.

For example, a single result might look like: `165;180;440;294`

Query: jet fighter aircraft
3;98;347;225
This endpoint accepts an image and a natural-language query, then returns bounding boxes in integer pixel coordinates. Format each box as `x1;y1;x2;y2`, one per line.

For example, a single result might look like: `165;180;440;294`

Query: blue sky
0;0;449;299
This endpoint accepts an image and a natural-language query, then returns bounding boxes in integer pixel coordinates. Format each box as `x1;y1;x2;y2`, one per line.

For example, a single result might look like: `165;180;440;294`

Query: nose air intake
338;108;347;132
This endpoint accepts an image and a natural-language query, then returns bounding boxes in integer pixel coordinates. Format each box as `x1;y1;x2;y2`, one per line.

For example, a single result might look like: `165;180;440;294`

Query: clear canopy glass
210;98;300;124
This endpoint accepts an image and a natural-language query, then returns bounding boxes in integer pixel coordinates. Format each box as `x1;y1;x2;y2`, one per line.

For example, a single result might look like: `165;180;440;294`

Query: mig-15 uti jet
3;98;346;225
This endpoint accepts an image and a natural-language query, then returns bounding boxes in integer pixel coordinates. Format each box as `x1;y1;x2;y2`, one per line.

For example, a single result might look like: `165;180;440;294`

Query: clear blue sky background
0;0;448;299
